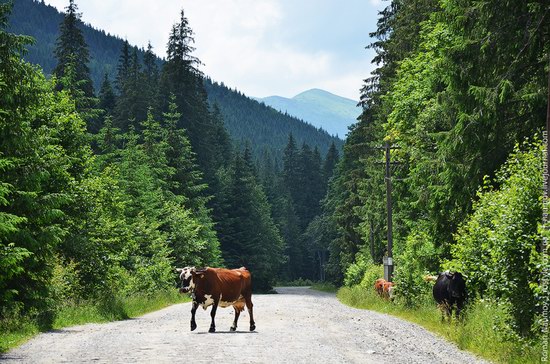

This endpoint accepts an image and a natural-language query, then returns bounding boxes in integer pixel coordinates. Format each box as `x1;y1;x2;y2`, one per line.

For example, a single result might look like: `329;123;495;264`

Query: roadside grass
310;282;338;293
275;277;314;287
0;289;189;353
338;286;542;364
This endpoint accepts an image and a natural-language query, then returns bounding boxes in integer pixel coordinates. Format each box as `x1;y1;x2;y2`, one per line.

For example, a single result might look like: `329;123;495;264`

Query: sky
45;0;385;101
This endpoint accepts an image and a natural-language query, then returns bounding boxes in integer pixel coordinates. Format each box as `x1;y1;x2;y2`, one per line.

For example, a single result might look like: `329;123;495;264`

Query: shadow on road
195;331;258;335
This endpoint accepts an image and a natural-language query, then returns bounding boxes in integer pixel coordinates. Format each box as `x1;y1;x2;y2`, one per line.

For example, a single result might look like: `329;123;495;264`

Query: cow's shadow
195;330;258;335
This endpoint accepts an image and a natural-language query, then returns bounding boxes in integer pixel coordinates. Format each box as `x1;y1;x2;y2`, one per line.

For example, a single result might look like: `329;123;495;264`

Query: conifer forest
0;0;549;360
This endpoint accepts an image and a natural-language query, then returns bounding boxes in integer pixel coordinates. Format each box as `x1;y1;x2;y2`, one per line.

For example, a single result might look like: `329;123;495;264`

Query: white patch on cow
219;300;235;308
201;294;214;310
218;293;241;308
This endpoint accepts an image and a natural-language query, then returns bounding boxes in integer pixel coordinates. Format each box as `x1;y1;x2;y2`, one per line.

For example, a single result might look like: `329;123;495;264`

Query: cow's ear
444;271;453;279
175;268;183;273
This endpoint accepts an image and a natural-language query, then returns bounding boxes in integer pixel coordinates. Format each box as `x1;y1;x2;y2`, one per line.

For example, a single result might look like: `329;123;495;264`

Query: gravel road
1;287;487;363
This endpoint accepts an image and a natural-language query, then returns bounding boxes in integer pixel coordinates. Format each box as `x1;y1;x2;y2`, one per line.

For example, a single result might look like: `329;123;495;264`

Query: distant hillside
257;89;360;138
205;80;343;160
7;0;342;160
6;0;155;91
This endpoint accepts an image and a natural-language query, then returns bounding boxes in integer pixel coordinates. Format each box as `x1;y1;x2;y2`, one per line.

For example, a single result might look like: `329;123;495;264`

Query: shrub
344;249;375;287
393;226;441;307
450;139;544;336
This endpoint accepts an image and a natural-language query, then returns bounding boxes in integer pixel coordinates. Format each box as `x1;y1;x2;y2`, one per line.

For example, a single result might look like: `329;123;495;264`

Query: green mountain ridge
257;88;360;138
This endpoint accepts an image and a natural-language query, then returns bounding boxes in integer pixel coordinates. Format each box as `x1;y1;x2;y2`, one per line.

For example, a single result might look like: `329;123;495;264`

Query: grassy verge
0;290;189;353
310;282;338;293
337;285;542;364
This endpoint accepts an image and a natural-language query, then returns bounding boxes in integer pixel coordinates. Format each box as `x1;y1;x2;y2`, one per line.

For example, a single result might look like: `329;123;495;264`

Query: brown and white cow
374;278;395;300
176;266;255;333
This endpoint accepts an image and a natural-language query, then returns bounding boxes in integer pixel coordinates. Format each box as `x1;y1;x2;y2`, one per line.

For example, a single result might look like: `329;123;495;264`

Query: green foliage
450;140;543;335
344;252;383;288
393;226;441;307
327;0;548;344
216;148;286;291
53;0;94;97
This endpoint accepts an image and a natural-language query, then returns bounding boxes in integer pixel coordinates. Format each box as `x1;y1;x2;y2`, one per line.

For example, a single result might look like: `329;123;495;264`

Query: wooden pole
385;141;393;260
384;141;394;281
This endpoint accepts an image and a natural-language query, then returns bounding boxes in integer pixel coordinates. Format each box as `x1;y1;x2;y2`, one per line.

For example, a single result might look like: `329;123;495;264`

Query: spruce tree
53;0;93;97
323;142;339;185
98;74;116;116
217;147;285;290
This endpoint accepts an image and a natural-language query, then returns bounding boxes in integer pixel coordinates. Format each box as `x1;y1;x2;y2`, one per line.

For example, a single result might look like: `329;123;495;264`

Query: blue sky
45;0;385;100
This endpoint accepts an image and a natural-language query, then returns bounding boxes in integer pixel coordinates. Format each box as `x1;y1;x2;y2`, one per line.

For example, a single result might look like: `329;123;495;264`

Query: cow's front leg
190;301;198;331
209;301;218;333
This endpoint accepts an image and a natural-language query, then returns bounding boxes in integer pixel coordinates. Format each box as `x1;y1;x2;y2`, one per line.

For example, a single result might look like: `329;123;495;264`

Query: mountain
205;80;342;161
7;0;342;160
256;89;360;138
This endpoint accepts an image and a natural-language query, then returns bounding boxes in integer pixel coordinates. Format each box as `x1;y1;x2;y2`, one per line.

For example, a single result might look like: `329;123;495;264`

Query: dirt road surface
2;287;487;363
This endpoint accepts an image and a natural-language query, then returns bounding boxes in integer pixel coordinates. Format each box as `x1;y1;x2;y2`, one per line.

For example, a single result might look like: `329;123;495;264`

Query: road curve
1;287;487;363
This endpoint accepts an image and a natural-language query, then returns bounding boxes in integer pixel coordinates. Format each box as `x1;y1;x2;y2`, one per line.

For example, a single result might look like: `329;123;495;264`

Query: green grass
337;286;542;364
310;282;338;293
0;290;189;353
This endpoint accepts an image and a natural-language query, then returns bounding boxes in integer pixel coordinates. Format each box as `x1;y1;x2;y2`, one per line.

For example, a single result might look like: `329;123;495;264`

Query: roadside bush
450;140;543;336
344;249;375;287
393;226;440;306
359;264;383;289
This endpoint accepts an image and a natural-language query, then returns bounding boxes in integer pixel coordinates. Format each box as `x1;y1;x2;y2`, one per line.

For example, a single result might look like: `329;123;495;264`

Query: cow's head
444;271;467;299
176;267;196;293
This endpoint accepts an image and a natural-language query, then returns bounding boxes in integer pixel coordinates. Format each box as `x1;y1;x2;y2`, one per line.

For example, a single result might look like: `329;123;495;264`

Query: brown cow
374;278;385;296
176;266;255;333
374;278;395;300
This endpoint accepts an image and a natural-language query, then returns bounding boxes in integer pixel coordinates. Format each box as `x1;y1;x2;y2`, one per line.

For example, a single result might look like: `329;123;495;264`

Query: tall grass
338;285;542;364
310;282;338;293
0;290;189;353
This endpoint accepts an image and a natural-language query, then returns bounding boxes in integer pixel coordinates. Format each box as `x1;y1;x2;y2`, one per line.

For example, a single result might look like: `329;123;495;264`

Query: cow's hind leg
190;301;198;331
245;295;255;331
230;305;241;332
209;302;218;333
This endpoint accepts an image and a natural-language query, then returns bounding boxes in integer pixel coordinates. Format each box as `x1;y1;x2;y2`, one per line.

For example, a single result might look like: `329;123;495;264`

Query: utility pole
376;142;399;281
384;141;394;281
386;142;394;258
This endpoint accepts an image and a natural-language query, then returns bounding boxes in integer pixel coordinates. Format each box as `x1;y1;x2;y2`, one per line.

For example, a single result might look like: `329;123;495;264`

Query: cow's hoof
209;327;216;333
191;322;197;331
230;326;236;332
250;324;256;331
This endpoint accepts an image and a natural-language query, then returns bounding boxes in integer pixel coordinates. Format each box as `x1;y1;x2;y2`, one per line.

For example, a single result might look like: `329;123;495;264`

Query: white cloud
44;0;379;100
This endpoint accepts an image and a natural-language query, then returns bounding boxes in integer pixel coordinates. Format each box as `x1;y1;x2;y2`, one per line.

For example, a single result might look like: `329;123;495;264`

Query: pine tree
323;142;339;185
53;0;93;97
143;42;159;110
162;95;206;209
158;10;227;184
217;148;285;291
98;73;116;116
116;40;130;95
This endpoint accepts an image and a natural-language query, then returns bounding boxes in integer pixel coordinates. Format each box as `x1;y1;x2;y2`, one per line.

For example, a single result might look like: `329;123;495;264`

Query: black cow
432;271;467;320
